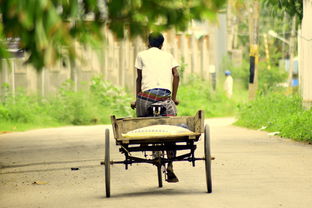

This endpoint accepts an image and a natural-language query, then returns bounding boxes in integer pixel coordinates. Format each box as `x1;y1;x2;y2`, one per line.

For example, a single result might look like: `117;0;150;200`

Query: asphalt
0;118;312;208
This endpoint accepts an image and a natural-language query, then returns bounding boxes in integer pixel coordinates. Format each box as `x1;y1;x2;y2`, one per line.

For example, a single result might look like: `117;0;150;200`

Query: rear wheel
105;129;111;197
204;125;212;193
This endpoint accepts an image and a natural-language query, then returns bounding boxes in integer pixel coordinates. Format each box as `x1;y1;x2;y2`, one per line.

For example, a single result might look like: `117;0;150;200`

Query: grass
236;92;312;142
0;121;64;132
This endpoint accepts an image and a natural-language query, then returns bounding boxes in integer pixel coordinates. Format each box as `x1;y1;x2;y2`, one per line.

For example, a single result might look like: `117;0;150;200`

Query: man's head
225;70;231;76
148;32;164;49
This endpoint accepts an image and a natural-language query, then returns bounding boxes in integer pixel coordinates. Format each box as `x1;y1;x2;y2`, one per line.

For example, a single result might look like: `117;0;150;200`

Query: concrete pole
69;58;78;92
200;37;205;79
41;68;45;97
70;41;78;92
133;38;139;96
263;34;271;70
190;33;196;73
118;40;125;87
282;12;287;60
1;60;9;98
11;59;16;100
288;16;297;89
180;33;187;61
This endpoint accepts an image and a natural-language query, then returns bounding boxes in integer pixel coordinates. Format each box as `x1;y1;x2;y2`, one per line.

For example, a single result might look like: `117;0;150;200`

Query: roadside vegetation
0;75;246;132
222;58;312;142
233;63;311;142
0;77;133;132
236;93;312;142
0;63;310;143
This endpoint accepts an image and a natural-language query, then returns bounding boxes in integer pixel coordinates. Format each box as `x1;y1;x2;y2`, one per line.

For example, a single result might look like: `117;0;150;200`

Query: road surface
1;118;312;208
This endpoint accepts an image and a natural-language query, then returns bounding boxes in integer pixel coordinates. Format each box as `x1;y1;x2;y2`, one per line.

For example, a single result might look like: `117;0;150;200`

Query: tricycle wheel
105;129;111;197
157;165;163;188
204;125;212;193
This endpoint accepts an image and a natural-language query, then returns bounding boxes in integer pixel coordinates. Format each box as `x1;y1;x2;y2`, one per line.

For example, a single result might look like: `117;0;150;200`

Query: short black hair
148;32;164;48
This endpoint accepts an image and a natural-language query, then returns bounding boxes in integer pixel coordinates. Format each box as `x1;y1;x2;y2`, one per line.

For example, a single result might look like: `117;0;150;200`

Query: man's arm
172;66;180;105
131;68;142;109
136;68;142;94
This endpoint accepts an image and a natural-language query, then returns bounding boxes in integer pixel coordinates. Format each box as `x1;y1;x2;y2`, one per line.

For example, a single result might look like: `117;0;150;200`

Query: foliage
0;77;133;130
177;75;244;117
236;93;312;142
0;74;248;131
0;0;226;69
262;0;303;21
257;63;288;95
233;0;298;61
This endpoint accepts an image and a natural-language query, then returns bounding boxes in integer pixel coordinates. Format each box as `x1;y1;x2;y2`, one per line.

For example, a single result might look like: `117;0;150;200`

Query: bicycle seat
147;103;167;117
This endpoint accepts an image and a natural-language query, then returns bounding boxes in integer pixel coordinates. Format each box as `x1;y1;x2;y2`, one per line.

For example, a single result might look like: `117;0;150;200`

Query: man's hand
173;99;179;105
130;101;136;109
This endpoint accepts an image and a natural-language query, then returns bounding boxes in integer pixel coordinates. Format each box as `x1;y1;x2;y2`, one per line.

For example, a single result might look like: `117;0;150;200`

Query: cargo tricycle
102;110;212;197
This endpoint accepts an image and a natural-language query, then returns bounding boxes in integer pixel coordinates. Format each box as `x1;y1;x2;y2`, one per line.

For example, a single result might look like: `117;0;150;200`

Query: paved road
1;118;312;208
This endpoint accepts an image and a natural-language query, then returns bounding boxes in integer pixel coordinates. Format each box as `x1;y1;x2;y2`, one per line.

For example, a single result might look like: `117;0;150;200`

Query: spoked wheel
105;129;111;197
157;164;163;188
204;125;212;193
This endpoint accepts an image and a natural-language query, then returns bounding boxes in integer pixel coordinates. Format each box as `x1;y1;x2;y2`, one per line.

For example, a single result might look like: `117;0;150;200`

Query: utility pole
248;0;260;100
282;12;287;60
288;16;297;89
263;33;271;70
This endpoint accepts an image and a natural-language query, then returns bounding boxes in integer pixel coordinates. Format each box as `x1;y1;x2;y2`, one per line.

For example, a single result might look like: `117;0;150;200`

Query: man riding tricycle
103;32;212;197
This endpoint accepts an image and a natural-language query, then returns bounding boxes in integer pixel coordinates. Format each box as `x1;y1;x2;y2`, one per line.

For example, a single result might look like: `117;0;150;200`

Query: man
131;32;180;182
224;70;233;98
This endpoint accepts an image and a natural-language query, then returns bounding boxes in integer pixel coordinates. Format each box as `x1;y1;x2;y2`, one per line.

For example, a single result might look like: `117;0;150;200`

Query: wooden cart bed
111;110;204;144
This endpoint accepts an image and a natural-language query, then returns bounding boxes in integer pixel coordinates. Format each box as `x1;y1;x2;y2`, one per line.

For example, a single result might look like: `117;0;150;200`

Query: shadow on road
97;187;209;199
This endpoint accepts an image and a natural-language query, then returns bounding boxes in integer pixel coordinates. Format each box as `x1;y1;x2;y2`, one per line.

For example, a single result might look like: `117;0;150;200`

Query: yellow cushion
122;125;195;138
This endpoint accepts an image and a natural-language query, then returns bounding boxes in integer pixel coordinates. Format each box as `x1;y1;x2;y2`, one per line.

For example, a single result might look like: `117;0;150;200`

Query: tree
262;0;303;22
0;0;226;70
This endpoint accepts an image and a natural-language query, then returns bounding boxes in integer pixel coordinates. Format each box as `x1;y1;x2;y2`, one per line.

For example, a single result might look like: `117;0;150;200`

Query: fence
0;29;215;97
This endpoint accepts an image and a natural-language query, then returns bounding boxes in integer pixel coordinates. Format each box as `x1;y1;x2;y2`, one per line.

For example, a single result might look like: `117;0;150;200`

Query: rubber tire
105;129;111;197
204;125;212;193
157;165;163;188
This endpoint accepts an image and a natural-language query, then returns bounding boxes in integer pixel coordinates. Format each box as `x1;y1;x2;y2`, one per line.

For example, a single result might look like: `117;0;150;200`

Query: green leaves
261;0;303;21
0;0;225;70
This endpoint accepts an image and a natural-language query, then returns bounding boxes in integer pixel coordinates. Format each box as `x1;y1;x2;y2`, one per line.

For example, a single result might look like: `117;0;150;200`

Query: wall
0;26;218;97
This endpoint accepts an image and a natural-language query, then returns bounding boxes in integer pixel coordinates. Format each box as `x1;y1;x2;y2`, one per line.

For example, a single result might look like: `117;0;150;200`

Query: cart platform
111;110;204;144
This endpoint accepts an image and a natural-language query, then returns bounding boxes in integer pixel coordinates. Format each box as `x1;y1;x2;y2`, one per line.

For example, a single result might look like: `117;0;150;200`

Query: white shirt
135;47;179;92
224;76;233;98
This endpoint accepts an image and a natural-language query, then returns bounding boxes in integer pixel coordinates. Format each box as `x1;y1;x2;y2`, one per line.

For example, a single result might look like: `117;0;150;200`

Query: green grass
0;121;65;132
236;93;312;142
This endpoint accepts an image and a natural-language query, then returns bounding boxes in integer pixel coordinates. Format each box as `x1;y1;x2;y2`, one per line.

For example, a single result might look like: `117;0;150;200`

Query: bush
0;89;51;123
257;63;288;95
236;93;312;142
177;75;240;117
0;77;133;130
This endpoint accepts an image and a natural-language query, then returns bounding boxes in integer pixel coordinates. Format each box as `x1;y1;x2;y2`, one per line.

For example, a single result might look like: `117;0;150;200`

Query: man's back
135;47;178;92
